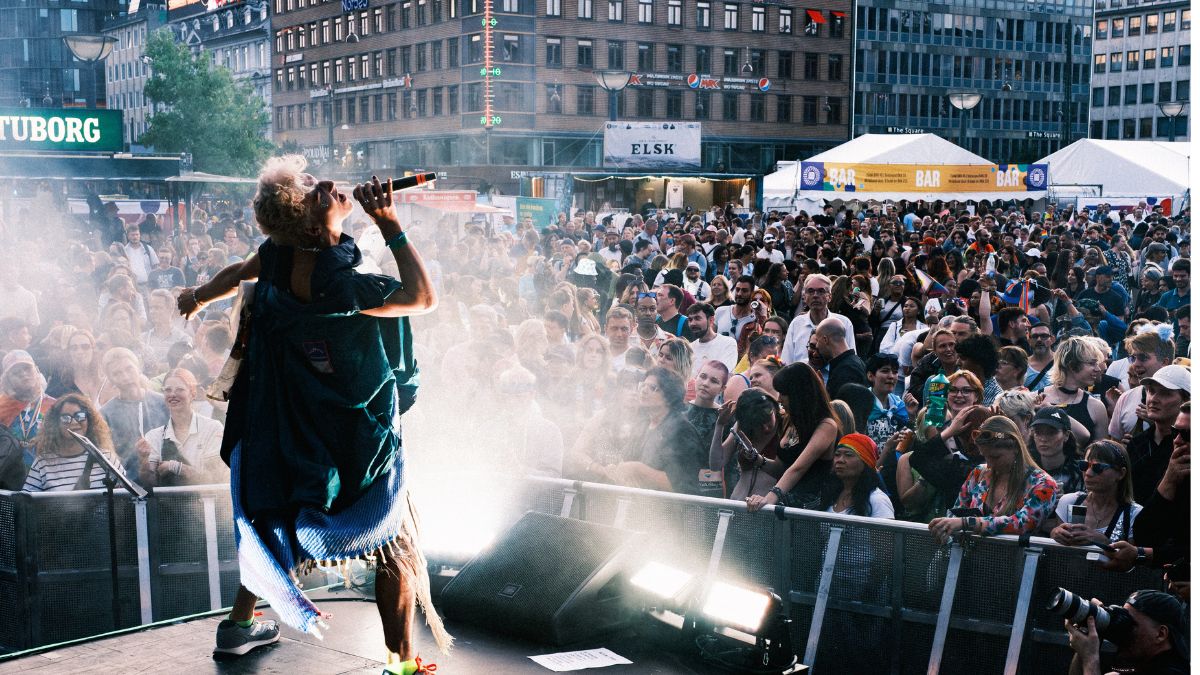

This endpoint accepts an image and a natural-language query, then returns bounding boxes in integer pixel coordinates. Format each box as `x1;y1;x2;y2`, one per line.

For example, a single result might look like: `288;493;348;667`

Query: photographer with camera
1060;589;1188;675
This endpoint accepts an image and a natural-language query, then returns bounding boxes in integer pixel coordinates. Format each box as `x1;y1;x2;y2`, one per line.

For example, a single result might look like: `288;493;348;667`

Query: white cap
1142;364;1191;394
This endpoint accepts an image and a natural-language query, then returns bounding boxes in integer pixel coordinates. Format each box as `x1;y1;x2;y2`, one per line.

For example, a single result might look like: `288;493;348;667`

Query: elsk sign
603;121;701;169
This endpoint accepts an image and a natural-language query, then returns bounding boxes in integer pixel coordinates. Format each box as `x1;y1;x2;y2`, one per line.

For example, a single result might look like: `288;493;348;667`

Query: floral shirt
953;465;1059;536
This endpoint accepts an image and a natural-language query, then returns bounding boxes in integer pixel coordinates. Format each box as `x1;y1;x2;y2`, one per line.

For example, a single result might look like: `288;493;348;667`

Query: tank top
1055;390;1097;439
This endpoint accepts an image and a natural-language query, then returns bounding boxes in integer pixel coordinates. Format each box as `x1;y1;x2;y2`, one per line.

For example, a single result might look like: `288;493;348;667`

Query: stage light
702;581;775;634
630;562;694;602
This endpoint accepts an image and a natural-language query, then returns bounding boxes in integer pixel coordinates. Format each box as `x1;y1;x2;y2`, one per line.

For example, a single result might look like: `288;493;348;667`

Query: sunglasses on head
637;292;656;300
974;429;1016;444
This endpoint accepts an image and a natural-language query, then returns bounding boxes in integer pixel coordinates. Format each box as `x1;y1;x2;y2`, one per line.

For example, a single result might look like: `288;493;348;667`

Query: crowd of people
0;181;1190;671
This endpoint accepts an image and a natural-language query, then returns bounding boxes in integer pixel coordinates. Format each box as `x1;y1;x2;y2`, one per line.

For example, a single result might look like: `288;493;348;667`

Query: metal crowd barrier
0;479;1168;673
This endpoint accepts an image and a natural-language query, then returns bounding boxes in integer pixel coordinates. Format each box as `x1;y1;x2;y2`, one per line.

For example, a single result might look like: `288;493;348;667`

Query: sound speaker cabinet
438;511;642;645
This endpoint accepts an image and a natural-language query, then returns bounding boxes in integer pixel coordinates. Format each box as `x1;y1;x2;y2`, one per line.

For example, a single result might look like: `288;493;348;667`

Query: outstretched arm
177;256;261;320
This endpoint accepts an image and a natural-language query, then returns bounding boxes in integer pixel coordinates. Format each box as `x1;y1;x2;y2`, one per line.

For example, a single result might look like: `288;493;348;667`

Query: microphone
387;172;437;191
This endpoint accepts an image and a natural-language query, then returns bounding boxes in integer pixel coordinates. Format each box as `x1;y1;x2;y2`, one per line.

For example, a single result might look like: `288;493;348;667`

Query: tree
141;29;272;177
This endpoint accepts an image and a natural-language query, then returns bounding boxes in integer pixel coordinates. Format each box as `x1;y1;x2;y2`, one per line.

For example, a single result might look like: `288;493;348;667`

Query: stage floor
0;589;710;674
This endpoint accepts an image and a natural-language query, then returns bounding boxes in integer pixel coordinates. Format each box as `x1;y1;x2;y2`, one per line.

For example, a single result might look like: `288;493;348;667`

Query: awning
165;171;258;185
832;10;846;18
411;202;507;214
807;9;826;23
0;152;183;181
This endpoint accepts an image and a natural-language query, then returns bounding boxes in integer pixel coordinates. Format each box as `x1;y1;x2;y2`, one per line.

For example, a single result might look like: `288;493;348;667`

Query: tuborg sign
0;107;123;153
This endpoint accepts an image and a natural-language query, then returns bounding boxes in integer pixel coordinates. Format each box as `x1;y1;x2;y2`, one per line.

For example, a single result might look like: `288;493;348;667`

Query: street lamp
595;70;631;121
947;92;982;149
63;34;117;108
1158;100;1187;142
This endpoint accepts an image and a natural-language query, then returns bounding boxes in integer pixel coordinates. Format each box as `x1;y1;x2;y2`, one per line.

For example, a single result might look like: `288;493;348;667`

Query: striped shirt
22;451;125;492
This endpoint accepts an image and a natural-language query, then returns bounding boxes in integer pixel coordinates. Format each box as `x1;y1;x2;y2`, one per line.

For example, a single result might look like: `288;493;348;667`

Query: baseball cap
1025;248;1042;258
1144;264;1164;281
763;234;776;243
1147;242;1170;256
1142;364;1191;394
1095;265;1115;277
1;350;35;376
1031;407;1072;432
1126;590;1188;653
685;260;701;270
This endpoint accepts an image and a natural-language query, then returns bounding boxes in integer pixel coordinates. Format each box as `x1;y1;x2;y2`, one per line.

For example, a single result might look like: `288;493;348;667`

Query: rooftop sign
0;107;123;153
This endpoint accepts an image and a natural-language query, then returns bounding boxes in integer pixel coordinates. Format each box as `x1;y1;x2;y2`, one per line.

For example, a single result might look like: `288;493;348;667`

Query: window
1123;118;1135;139
723;3;738;29
696;46;711;73
1160;46;1173;67
751;5;764;31
697;1;711;28
636;89;653;116
1159;81;1173;103
778;50;793;78
1105;119;1118;139
826;97;841;124
547;0;561;15
449;38;459;67
502;34;520;61
547;38;562;67
830;11;844;37
547;85;563;112
608;0;623;21
804;9;819;36
1092;87;1104;107
1128;15;1140;35
666;44;683;72
802;96;817;124
1177;79;1189;101
667;0;681;25
750;49;764;74
638;43;654;70
1142;83;1155;103
1182;45;1192;66
578;0;593;19
1144;48;1155;69
577;85;595;114
1127;50;1138;71
417;43;428;71
1163;10;1176;32
431;42;442;69
828;53;843;80
804;52;819;79
1182;9;1190;29
1096;19;1107;39
723;48;739;74
750;94;764;120
639;0;652;23
722;92;738;120
1125;84;1138;105
1146;13;1158;33
1109;51;1122;72
467;35;482;63
1108;85;1120;106
666;90;682;117
1111;18;1124;37
608;41;624;69
694;92;710;119
776;95;791;122
433;87;443;115
502;0;518;11
448;85;458;114
779;7;792;33
466;83;482;111
578;39;594;67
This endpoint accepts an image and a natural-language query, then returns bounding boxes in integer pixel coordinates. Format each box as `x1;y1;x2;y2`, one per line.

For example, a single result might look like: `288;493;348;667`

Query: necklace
1057;386;1079;396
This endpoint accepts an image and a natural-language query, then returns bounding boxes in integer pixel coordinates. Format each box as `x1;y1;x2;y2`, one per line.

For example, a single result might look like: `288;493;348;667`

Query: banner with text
515;197;558;230
604;121;701;169
798;162;1049;193
0;107;123;153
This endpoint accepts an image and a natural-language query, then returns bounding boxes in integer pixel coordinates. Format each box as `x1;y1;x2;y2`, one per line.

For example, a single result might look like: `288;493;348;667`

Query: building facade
168;0;273;136
0;0;126;109
853;0;1093;163
269;0;852;189
1089;0;1189;141
104;2;169;148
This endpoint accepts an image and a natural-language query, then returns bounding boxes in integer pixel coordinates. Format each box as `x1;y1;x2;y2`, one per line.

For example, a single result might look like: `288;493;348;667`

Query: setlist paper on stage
528;648;633;671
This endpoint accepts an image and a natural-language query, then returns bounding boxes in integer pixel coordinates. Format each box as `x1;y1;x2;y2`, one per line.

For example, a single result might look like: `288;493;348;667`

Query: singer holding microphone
177;157;449;674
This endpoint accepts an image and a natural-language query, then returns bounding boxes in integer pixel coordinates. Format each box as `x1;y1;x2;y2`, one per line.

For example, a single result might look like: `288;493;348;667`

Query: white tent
763;134;1047;208
1035;139;1190;199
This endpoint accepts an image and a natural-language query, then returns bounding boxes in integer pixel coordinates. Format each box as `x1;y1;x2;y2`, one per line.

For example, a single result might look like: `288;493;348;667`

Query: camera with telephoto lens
1046;587;1135;647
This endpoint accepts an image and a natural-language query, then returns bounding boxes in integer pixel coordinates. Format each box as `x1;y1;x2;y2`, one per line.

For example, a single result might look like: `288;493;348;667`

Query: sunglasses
948;386;978;396
974;430;1016;443
59;411;89;424
637;292;656;300
1076;460;1121;475
1127;353;1155;363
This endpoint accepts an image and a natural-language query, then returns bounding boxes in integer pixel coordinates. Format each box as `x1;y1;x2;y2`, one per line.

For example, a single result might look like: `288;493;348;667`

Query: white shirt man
780;274;857;364
122;226;159;286
686;304;739;375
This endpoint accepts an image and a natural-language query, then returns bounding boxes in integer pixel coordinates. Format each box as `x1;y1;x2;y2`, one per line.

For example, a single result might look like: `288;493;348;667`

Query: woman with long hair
745;362;841;511
709;274;733;308
710;387;782;500
567;367;648;477
830;275;874;349
746;355;783;400
819;433;894;518
614;273;648;309
1049;440;1141;545
708;245;731;282
135;368;226;487
23;394;120;492
873;258;897;299
928;416;1058;543
1104;233;1135;289
576;287;602;335
878;297;927;358
46;329;116;406
656;338;695;397
762;263;795;322
1041;336;1110;444
653;252;688;287
572;333;611;418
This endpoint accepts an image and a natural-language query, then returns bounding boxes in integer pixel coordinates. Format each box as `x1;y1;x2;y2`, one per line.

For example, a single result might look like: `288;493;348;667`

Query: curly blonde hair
252;155;314;246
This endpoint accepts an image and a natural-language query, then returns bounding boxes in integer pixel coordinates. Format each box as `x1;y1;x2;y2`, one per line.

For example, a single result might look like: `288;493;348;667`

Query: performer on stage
177;156;449;674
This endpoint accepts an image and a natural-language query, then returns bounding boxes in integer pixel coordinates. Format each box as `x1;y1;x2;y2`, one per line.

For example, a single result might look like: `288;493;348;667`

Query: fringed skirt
229;443;452;653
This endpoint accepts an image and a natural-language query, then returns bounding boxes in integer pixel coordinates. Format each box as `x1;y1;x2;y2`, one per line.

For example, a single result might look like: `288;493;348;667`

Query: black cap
1127;590;1188;652
1031;407;1071;431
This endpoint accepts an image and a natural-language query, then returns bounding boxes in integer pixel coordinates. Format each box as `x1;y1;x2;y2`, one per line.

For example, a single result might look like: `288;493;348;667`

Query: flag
915;268;947;298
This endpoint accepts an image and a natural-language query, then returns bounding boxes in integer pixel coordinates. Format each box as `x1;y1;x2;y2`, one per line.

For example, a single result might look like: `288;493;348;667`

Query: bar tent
764;133;1047;208
1035;139;1190;202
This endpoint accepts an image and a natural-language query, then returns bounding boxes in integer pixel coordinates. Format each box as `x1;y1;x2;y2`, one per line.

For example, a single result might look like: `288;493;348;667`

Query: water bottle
926;372;950;427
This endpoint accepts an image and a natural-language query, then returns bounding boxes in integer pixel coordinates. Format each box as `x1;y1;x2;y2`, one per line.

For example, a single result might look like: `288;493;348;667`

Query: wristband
385;231;409;250
191;288;205;306
769;486;786;504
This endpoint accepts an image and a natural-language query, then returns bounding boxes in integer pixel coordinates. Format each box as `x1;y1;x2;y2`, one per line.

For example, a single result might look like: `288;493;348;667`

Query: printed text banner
799;162;1049;193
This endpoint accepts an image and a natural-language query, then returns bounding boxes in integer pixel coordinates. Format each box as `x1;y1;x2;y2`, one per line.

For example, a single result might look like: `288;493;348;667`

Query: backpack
0;425;28;491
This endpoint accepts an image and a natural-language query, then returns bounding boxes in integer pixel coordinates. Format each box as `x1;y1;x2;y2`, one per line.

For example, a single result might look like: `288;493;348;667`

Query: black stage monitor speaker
438;511;643;645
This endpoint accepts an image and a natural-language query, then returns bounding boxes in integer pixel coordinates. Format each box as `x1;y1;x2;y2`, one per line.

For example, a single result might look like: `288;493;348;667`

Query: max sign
0;107;123;153
603;121;701;169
